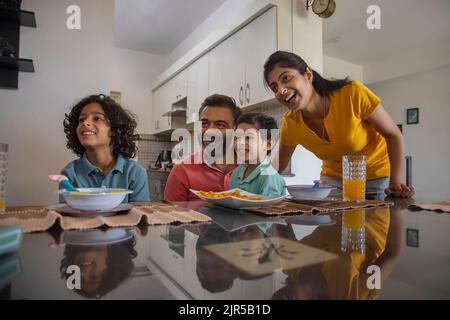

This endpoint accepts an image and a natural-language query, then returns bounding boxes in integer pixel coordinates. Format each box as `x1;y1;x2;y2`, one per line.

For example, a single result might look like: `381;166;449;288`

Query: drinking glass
342;155;366;202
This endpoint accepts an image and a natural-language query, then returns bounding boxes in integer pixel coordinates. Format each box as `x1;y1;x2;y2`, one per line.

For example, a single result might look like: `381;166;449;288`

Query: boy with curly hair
61;94;150;202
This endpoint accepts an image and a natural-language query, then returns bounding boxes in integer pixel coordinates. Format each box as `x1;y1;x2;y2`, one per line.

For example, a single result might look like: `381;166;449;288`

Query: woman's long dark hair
263;51;351;99
63;94;139;159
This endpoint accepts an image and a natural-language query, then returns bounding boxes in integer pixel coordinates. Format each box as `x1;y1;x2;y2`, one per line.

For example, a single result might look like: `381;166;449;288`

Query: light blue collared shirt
60;154;150;202
229;158;287;196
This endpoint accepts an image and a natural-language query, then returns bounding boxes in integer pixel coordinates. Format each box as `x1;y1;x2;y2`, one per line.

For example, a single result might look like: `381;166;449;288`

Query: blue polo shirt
60;154;150;203
229;158;287;196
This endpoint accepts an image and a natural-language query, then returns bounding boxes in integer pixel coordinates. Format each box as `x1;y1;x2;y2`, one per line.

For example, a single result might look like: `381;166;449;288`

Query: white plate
61;228;133;246
47;203;133;217
190;188;287;209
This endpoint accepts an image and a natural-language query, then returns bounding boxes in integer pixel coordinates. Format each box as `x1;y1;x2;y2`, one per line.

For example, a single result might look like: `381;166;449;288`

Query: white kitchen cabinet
187;54;209;124
168;69;188;105
208;7;276;109
244;6;277;106
209;30;246;106
152;71;188;134
151;85;163;134
151;82;170;134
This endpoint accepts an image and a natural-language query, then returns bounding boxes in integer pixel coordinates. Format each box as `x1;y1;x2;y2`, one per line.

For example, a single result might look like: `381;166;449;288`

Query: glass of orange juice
341;209;366;254
342;155;366;202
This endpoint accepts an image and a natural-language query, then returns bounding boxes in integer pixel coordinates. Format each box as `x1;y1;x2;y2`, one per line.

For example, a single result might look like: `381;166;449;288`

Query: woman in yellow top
264;51;414;197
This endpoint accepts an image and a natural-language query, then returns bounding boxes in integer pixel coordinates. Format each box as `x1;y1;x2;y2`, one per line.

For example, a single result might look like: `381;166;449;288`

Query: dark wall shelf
0;5;36;89
0;56;34;72
0;8;36;27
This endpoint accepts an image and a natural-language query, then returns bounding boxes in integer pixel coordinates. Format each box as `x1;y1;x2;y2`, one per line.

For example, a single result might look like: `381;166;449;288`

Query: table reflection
58;228;137;298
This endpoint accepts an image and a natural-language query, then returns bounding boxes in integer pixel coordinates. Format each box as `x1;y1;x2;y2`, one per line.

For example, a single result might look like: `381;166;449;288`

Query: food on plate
196;190;265;201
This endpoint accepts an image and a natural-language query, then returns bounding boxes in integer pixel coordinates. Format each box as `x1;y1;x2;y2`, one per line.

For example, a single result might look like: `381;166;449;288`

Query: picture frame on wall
407;108;419;124
406;228;419;248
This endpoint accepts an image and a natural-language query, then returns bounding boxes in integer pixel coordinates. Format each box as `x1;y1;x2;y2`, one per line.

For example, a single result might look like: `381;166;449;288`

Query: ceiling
113;0;227;55
113;0;450;66
323;0;450;66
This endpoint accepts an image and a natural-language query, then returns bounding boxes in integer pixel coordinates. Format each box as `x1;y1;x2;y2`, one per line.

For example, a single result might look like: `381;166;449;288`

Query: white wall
364;40;450;85
369;65;450;200
109;47;168;134
284;146;322;186
323;55;363;82
0;0;114;205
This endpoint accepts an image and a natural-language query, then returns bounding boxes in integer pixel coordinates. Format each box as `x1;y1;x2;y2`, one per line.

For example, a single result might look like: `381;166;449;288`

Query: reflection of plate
285;215;336;226
190;188;287;210
287;196;340;206
47;203;133;217
62;228;133;246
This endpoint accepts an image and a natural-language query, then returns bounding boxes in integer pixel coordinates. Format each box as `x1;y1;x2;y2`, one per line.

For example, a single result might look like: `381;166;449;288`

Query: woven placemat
246;199;392;216
0;202;211;233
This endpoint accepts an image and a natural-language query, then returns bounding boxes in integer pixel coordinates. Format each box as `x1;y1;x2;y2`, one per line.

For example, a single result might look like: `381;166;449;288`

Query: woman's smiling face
267;66;314;111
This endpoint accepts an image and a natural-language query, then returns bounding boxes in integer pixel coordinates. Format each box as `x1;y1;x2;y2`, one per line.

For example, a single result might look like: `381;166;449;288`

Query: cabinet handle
239;86;244;106
245;83;250;104
168;115;171;127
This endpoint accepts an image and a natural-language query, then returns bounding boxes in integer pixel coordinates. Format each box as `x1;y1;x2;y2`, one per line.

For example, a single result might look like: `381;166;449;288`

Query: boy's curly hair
63;94;139;159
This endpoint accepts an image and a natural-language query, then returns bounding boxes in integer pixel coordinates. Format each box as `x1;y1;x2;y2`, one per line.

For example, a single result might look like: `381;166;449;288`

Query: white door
187;54;209;124
244;7;277;107
209;30;245;107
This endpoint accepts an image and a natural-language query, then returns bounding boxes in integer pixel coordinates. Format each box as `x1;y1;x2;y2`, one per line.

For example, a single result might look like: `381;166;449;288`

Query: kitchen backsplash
137;100;289;170
137;134;176;169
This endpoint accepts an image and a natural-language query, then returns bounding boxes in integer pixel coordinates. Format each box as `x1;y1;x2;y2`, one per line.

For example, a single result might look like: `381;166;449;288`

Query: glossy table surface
1;196;449;300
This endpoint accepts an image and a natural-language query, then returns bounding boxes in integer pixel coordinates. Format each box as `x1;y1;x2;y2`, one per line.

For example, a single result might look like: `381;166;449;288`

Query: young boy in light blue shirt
230;113;286;197
60;94;150;203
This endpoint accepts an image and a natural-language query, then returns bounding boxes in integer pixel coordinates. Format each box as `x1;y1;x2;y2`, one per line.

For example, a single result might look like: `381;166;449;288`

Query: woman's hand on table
385;181;415;198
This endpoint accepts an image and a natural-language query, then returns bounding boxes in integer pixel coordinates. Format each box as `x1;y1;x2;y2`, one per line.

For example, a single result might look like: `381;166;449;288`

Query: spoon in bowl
48;174;78;192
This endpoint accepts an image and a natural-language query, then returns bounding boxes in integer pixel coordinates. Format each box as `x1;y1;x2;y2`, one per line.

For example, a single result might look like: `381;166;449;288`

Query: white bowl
61;188;133;211
286;185;334;200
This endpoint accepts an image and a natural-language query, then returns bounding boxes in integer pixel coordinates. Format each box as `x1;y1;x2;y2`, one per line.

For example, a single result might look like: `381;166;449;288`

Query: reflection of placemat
246;199;392;216
204;237;337;277
409;202;450;213
0;202;211;233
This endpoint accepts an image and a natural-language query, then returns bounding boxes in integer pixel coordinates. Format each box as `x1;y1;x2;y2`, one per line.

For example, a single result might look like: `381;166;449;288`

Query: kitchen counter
147;168;171;201
1;197;449;300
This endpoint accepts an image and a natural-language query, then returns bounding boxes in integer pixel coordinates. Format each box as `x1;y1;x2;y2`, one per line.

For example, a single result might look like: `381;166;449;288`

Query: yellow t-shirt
280;80;390;180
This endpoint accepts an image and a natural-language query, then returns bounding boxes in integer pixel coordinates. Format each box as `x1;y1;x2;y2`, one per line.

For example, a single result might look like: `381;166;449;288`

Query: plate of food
190;188;287;209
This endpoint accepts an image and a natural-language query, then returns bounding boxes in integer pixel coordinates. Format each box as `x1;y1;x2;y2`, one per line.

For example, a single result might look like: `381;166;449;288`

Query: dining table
0;195;449;300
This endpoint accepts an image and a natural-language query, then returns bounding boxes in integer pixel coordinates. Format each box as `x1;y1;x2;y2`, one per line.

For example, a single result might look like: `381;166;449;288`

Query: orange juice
343;209;365;229
343;179;365;201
